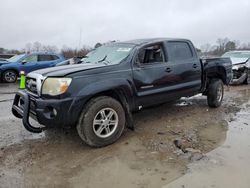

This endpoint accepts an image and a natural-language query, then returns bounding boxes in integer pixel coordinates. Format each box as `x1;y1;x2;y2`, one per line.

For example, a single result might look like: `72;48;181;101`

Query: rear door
164;41;202;95
36;55;57;69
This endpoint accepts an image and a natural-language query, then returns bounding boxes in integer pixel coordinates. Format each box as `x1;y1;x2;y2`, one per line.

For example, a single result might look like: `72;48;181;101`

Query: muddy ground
0;83;249;188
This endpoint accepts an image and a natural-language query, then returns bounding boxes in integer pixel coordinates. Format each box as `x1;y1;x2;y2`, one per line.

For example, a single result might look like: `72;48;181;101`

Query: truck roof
119;38;191;46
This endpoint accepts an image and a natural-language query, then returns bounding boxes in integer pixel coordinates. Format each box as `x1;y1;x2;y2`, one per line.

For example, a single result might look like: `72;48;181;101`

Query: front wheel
207;79;224;108
2;70;18;83
77;96;125;147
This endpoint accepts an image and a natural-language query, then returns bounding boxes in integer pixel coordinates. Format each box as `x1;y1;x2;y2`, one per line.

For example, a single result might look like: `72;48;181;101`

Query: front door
20;54;38;73
132;43;178;108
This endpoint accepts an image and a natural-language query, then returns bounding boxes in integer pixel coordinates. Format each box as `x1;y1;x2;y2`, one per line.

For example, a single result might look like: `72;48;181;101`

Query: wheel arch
69;79;136;129
205;66;227;84
75;79;135;110
3;68;19;75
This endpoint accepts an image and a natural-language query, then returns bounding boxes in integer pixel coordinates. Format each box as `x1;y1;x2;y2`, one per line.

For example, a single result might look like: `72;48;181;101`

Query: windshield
81;44;134;65
222;51;250;58
7;54;25;63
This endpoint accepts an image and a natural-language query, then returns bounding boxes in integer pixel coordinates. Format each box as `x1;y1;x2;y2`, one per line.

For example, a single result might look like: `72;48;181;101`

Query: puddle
164;88;250;188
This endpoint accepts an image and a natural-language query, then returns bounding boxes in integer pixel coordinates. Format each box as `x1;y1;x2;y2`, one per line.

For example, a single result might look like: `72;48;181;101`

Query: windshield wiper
98;55;110;65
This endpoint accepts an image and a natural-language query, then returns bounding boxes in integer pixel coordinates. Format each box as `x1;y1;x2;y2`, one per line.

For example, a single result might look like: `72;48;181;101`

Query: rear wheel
207;79;224;108
77;96;125;147
2;70;17;83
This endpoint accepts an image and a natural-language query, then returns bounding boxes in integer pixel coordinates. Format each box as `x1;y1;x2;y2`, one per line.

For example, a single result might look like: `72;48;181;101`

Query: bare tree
0;48;5;54
61;45;90;59
216;38;229;53
32;41;43;52
25;42;32;53
225;41;236;51
200;43;211;55
42;45;59;53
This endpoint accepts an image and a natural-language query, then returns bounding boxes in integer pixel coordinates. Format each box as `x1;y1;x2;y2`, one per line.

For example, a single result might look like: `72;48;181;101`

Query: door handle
165;67;172;73
193;64;198;68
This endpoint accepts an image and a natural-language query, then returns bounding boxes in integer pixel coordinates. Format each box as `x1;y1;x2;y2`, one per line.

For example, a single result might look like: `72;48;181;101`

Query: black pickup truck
12;38;232;147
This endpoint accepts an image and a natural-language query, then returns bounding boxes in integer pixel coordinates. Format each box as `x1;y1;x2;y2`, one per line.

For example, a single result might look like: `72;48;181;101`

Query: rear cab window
166;41;193;62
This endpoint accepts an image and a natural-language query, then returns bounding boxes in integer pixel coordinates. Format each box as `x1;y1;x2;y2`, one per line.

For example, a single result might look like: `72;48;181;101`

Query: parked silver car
222;51;250;84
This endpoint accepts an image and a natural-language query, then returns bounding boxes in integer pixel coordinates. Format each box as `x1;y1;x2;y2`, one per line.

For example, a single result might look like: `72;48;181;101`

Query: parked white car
222;51;250;84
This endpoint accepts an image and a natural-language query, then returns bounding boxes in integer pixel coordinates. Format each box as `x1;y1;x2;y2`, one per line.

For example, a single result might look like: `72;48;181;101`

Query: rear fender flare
204;65;228;84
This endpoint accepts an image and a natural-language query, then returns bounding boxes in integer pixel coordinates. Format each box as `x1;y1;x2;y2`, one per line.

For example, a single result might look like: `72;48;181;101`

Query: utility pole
78;28;82;51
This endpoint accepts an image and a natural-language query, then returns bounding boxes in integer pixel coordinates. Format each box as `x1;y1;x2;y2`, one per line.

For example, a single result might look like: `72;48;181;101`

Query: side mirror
21;60;27;65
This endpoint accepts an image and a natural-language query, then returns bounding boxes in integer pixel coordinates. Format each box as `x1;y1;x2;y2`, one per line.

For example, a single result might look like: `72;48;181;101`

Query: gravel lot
0;83;249;188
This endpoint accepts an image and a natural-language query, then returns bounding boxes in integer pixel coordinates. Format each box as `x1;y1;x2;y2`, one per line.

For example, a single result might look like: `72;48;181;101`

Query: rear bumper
12;90;77;133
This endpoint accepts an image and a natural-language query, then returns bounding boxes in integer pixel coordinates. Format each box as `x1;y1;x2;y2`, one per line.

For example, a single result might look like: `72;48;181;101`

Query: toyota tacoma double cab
12;38;232;147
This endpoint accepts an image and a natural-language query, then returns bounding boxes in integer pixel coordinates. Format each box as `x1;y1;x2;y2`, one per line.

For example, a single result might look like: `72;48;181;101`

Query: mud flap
120;97;134;131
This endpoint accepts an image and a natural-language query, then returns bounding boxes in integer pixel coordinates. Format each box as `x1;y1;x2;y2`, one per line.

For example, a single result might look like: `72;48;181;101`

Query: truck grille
25;73;45;97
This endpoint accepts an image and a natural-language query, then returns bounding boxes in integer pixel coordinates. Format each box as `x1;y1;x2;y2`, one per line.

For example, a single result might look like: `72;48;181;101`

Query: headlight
42;77;72;96
232;63;246;70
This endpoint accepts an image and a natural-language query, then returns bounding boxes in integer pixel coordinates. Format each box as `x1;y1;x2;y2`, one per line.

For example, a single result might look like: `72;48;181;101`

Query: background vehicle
222;50;250;84
12;38;232;147
0;58;7;61
0;52;65;83
0;54;16;59
56;56;83;66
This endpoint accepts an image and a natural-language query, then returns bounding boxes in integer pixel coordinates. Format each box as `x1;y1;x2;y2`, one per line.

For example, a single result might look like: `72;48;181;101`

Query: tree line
1;38;250;58
0;41;91;59
199;38;250;57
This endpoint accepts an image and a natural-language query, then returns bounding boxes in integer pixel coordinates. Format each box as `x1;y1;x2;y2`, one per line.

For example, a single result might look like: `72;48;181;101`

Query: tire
207;79;224;108
77;96;126;147
2;70;18;83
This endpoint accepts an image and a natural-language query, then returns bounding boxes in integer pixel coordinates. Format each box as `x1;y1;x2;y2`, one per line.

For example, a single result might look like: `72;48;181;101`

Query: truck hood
230;57;249;65
32;63;105;77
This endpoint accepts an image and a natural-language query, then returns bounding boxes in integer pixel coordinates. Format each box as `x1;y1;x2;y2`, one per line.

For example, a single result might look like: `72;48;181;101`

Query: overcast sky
0;0;250;49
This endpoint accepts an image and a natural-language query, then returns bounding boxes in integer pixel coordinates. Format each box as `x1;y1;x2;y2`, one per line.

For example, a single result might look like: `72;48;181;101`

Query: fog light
44;106;57;119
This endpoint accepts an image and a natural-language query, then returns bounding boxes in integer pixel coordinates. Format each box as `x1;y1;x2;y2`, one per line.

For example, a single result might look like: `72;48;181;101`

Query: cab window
138;44;165;64
167;41;193;61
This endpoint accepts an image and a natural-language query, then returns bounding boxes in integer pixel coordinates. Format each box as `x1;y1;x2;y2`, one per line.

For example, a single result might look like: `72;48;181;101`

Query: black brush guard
12;90;46;133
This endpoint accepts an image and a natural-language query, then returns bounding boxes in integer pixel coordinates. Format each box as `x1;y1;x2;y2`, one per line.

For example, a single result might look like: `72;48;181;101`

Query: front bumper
12;90;77;133
231;68;249;85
